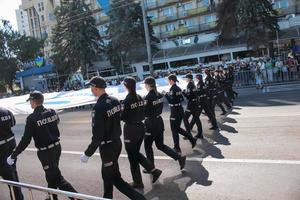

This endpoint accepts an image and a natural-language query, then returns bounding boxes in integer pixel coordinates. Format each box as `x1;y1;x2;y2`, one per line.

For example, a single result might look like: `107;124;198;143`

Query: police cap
86;76;106;88
26;91;44;102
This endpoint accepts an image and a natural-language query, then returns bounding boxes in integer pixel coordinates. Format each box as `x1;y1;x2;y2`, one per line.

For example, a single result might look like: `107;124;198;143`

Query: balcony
158;0;178;7
170;27;189;36
146;0;178;10
187;6;209;16
154;22;217;39
151;15;177;25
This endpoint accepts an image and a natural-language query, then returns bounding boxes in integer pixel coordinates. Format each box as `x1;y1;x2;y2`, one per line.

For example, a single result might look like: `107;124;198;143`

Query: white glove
80;154;89;163
7;156;15;166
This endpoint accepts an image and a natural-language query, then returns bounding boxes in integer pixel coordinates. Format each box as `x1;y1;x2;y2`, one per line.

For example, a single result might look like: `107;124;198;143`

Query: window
203;14;216;23
185;18;197;27
165;23;176;32
41;15;44;22
183;2;193;11
147;11;158;19
273;0;289;9
199;0;210;7
153;26;159;34
162;7;173;17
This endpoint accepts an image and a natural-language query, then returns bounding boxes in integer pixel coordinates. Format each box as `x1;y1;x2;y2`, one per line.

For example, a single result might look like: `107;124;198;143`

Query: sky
0;0;22;30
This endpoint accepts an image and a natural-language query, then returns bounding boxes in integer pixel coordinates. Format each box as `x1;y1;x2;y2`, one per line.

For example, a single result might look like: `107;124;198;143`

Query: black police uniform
121;92;160;187
224;70;236;102
190;78;218;130
182;80;203;139
84;93;146;199
11;105;77;200
204;73;217;117
165;84;196;153
214;74;232;113
144;89;184;168
0;108;24;200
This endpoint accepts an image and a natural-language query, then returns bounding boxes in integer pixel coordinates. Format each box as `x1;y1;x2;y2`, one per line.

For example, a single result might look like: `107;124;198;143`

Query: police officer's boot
152;169;162;183
178;156;186;170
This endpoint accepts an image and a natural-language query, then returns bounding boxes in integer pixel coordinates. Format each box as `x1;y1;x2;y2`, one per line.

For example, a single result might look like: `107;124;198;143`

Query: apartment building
15;7;30;36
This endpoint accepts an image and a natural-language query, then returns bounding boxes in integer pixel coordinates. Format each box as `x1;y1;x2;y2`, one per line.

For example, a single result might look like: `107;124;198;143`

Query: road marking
26;148;300;165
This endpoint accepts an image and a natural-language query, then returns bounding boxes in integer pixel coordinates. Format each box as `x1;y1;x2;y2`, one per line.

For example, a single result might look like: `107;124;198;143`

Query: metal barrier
0;179;109;200
234;67;300;87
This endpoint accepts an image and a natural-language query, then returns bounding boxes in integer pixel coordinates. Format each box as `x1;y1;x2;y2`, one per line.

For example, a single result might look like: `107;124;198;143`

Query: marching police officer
6;91;78;200
143;77;186;171
164;74;197;154
0;107;24;200
214;70;232;115
190;74;218;130
80;77;147;199
182;73;203;139
121;77;162;189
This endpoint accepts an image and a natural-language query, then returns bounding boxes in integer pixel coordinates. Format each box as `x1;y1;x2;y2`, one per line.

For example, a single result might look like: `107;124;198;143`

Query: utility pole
140;0;154;75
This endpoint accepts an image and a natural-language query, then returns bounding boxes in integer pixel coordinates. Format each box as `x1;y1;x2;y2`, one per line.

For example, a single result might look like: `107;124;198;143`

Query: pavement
1;83;300;200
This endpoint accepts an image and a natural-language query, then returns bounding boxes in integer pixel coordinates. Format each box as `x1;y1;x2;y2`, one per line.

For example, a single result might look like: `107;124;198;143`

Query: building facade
15;7;30;36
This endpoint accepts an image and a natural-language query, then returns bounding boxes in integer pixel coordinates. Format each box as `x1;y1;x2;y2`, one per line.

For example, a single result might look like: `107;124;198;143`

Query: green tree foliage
51;0;103;83
107;0;158;73
217;0;279;50
0;20;42;92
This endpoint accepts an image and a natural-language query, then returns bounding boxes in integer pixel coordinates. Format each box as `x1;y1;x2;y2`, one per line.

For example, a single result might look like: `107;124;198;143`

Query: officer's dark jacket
183;81;197;101
204;75;216;90
85;93;122;157
11;105;60;159
165;84;184;105
196;81;208;99
0;107;16;140
144;89;164;118
225;72;235;86
121;93;145;124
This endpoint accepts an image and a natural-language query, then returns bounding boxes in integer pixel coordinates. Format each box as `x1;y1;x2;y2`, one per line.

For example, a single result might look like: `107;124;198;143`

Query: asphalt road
1;84;300;200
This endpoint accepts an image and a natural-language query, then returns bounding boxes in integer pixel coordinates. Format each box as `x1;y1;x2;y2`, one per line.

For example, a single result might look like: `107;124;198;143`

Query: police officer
204;68;217;117
182;73;203;139
214;70;232;115
0;107;24;200
121;77;162;189
143;77;186;171
80;77;147;199
164;74;197;154
6;91;77;200
191;74;218;131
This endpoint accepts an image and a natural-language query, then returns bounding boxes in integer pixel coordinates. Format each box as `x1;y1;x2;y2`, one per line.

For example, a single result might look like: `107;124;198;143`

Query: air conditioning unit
158;8;163;12
177;3;182;7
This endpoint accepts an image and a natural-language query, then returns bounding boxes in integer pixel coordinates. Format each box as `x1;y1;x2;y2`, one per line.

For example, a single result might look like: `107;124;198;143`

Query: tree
51;0;103;83
217;0;279;50
107;0;158;74
0;20;43;92
11;35;44;63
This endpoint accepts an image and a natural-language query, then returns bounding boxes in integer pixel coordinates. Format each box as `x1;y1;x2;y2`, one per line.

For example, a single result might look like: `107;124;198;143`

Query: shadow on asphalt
145;161;212;200
222;117;238;124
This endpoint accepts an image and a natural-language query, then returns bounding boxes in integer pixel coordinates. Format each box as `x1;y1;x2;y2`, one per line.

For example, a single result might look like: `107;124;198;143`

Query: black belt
0;136;14;146
38;141;60;151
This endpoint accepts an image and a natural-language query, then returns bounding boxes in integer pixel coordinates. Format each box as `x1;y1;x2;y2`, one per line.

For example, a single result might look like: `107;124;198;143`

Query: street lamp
135;0;154;76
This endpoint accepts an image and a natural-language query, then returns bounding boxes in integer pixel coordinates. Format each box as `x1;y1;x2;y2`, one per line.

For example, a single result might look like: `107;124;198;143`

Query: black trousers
37;144;77;200
170;107;195;150
124;123;155;185
144;117;181;166
183;103;203;137
100;139;146;200
191;99;218;129
0;139;24;200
